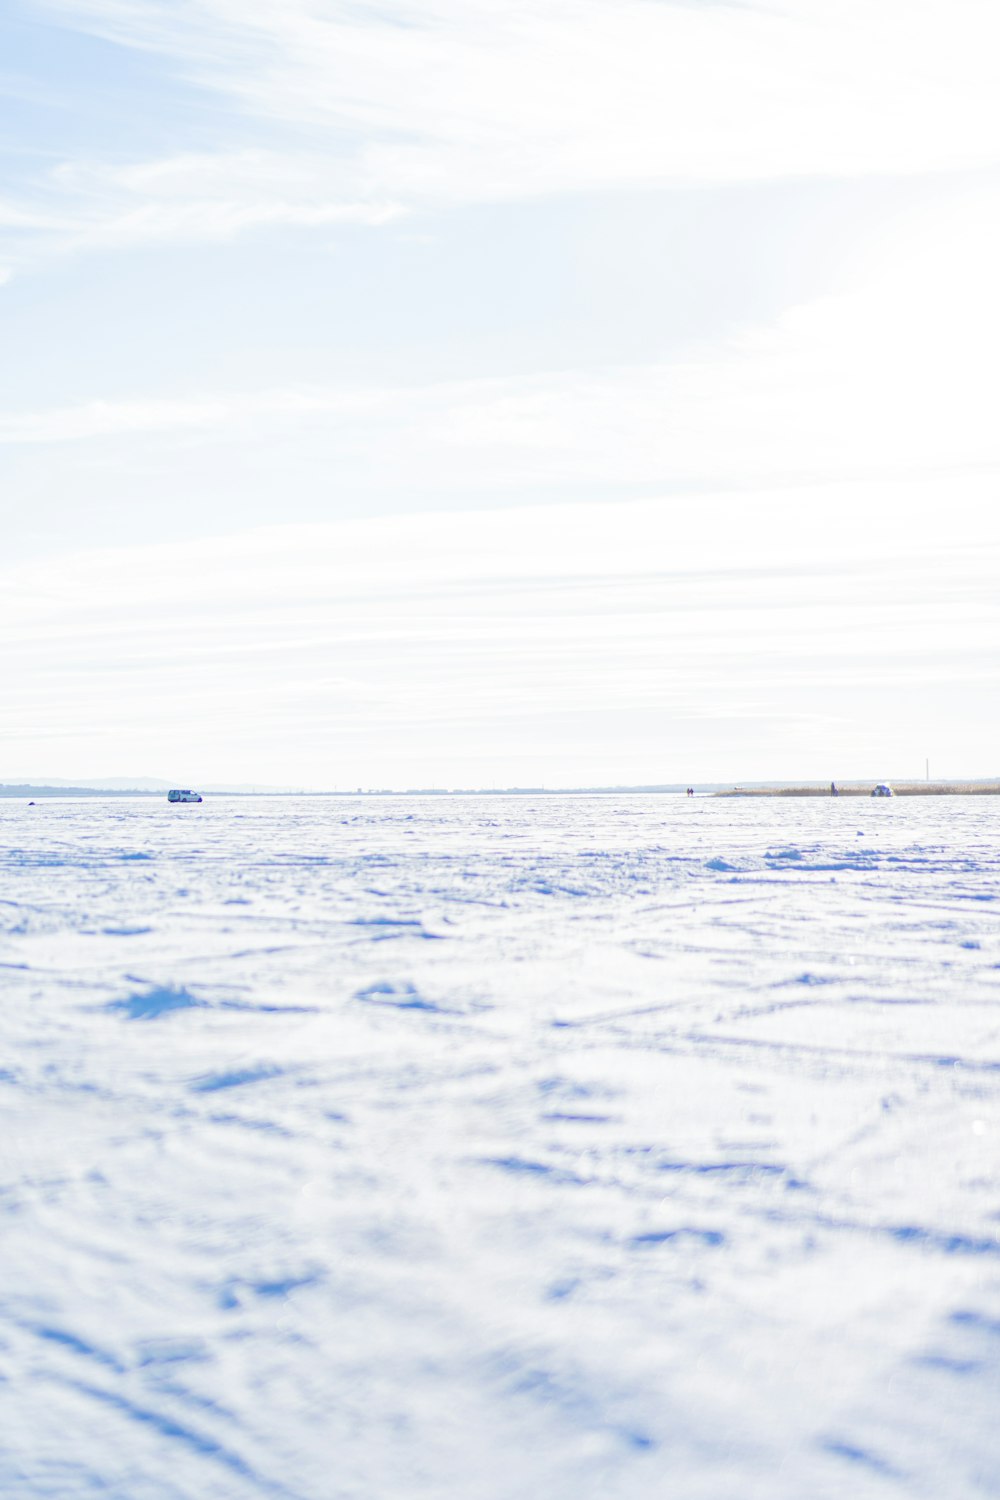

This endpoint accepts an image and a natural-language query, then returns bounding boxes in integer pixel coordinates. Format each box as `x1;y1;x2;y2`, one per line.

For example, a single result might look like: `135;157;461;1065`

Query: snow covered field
2;793;999;1499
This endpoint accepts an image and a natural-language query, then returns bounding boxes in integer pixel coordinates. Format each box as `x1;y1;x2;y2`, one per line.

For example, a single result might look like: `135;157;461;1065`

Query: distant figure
687;786;694;796
830;782;839;796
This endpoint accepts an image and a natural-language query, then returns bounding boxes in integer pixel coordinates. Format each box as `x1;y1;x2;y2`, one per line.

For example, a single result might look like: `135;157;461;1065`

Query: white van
167;789;203;803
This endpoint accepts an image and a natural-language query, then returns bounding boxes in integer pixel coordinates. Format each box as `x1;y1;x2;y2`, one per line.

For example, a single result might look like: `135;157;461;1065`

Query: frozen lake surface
2;793;1000;1499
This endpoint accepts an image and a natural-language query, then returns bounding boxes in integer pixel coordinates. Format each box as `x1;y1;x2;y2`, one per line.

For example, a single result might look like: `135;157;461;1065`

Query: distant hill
23;776;173;791
0;778;303;796
0;783;160;798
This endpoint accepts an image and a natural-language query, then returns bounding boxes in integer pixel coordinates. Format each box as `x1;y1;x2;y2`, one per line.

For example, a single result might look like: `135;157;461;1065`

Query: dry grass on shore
716;783;1000;798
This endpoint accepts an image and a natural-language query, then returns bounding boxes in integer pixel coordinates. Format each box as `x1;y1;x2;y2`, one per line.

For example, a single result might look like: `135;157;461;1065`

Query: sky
2;0;999;789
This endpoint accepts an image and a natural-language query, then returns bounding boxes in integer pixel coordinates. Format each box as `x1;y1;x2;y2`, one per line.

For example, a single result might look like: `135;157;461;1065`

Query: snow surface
2;793;999;1499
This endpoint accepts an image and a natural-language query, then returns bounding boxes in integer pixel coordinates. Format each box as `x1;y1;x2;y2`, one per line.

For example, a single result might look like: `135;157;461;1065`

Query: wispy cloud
2;485;998;786
40;0;1000;185
1;147;398;264
5;201;999;491
10;0;1000;263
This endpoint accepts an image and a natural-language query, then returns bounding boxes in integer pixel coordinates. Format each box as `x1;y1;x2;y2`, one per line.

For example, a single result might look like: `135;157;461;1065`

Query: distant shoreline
4;780;1000;799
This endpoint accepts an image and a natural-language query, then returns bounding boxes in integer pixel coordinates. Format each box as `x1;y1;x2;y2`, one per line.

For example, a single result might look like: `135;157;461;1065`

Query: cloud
2;481;998;786
4;196;999;493
0;386;392;444
1;148;398;263
11;0;1000;261
41;1;1000;185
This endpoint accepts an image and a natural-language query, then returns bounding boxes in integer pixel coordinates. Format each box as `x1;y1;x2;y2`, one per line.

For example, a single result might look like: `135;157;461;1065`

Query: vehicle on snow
167;788;203;803
871;783;894;798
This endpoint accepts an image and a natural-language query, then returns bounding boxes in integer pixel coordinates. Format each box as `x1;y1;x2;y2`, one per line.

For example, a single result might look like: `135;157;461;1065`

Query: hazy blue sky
2;0;999;787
